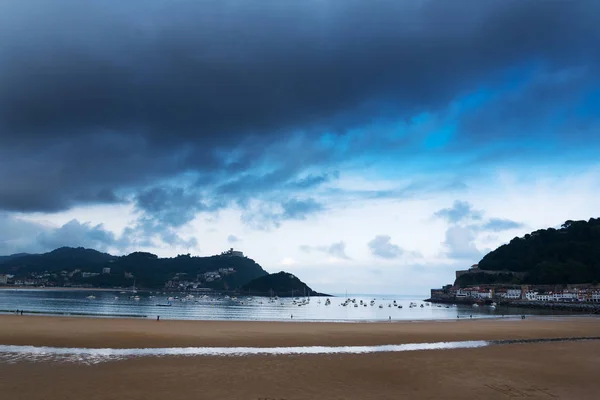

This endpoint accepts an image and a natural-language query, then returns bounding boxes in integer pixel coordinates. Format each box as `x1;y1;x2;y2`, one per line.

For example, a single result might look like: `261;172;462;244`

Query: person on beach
20;310;23;316
157;315;160;321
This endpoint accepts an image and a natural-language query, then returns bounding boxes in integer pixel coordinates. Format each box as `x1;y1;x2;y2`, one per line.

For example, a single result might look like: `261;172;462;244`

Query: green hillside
241;271;329;297
462;218;600;285
0;247;268;290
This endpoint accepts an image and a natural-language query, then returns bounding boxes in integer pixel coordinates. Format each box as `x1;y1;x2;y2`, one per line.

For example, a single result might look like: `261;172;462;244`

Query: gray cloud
481;218;525;232
434;201;483;223
281;198;324;221
0;214;128;255
36;219;124;252
368;235;420;260
227;235;241;244
442;225;482;261
0;214;49;255
1;0;599;214
241;197;325;230
300;241;351;260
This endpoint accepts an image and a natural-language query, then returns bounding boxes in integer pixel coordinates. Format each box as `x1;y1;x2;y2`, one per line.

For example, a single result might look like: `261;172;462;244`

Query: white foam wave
0;341;488;364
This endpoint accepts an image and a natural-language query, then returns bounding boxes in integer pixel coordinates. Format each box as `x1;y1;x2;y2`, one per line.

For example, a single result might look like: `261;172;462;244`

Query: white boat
354;304;358;308
86;295;95;299
114;296;119;300
472;303;479;307
378;305;383;308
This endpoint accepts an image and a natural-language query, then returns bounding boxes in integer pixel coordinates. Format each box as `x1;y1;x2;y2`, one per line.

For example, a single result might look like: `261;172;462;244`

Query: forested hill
476;218;600;284
0;247;268;290
241;271;330;297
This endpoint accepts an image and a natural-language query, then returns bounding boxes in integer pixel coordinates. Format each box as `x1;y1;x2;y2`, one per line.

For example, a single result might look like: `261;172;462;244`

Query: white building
102;267;111;274
592;291;600;302
536;294;552;301
223;248;244;257
525;291;538;301
505;289;522;299
0;274;8;284
82;272;100;278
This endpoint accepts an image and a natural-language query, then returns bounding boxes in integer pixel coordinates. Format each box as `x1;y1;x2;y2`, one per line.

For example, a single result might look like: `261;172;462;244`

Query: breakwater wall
427;297;600;313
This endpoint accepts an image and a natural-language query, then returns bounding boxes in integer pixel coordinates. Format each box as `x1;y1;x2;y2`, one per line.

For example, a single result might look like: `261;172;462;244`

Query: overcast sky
1;0;599;295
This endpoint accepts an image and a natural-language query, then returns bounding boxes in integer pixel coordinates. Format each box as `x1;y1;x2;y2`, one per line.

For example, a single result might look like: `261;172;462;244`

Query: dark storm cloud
134;186;221;228
241;197;325;230
1;0;599;213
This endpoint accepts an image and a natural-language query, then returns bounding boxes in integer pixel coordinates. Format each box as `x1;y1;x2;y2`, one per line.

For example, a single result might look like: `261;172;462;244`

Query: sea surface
0;289;569;321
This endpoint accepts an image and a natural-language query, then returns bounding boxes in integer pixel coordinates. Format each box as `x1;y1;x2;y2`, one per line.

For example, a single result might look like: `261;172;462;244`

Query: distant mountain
0;247;116;273
0;247;269;290
0;253;31;264
456;218;600;286
241;271;329;297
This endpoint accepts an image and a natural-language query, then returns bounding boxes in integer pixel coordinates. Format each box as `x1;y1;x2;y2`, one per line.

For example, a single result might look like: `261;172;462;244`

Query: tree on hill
472;218;600;285
0;247;268;290
241;271;328;297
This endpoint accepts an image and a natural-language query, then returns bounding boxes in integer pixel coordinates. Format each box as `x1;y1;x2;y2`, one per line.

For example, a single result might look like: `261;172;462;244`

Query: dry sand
1;315;600;399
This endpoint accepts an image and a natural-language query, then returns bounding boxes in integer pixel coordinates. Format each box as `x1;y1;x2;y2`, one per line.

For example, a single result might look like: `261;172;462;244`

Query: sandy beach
2;315;600;399
1;314;600;348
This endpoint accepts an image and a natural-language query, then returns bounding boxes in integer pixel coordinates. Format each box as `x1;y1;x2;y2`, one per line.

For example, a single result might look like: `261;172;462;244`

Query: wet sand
1;314;600;348
2;315;600;399
2;341;600;399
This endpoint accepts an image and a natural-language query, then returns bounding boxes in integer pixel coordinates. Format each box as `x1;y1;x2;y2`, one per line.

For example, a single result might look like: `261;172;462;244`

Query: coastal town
429;264;600;311
0;248;246;290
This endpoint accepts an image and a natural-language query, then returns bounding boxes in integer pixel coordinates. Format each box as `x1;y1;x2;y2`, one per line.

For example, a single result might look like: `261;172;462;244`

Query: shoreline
1;314;599;349
428;296;600;313
0;286;125;292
